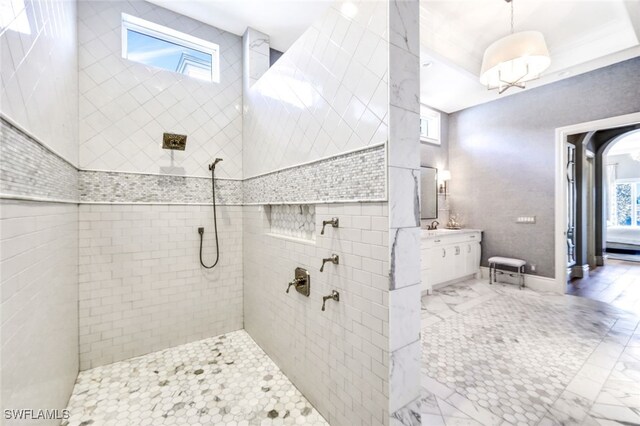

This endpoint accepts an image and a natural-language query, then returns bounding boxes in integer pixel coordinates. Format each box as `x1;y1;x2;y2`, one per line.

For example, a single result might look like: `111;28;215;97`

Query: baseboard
480;267;560;293
431;274;478;291
571;264;590;279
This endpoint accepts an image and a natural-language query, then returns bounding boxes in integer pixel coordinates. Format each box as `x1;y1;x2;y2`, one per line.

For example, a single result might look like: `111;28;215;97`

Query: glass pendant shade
480;30;551;89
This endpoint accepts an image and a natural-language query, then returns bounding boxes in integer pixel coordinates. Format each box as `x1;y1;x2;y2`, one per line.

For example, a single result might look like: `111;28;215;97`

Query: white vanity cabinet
421;229;482;293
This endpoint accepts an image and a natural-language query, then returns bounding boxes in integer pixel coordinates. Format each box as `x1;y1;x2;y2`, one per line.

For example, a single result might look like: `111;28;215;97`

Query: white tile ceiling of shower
268;204;316;241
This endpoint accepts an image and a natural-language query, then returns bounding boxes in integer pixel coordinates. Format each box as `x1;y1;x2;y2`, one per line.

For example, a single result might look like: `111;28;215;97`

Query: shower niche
268;204;316;241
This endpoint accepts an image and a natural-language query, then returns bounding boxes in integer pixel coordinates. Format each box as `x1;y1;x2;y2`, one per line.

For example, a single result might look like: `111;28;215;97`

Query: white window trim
121;13;220;83
420;104;441;145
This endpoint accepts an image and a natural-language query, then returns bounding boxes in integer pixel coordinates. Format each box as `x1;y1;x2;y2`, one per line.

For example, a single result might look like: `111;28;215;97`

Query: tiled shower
1;1;422;425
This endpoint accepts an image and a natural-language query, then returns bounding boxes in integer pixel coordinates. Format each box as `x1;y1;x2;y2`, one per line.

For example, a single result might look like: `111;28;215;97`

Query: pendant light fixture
480;0;550;94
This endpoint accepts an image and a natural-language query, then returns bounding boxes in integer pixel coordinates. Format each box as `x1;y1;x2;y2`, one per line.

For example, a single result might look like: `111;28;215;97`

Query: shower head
209;158;223;170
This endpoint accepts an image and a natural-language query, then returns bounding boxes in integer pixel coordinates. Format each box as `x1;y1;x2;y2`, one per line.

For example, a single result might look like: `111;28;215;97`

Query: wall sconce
439;170;451;198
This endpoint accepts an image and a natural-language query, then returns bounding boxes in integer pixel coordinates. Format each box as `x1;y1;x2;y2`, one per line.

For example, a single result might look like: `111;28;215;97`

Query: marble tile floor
64;330;328;426
420;279;640;426
568;259;640;314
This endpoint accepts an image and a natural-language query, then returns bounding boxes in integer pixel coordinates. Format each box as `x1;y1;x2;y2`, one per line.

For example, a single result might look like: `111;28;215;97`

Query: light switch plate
516;216;536;224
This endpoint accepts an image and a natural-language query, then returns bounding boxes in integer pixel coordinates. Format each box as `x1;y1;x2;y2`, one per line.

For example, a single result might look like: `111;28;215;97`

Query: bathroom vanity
421;229;482;293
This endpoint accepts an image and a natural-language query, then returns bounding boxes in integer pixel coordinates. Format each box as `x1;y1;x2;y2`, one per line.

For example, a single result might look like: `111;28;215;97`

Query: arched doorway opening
602;130;640;260
565;124;640;311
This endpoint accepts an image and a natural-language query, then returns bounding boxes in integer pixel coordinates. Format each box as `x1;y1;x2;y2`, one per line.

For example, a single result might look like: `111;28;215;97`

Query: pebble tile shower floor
64;330;327;426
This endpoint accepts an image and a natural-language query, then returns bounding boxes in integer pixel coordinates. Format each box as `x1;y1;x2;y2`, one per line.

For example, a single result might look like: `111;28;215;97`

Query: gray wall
608;153;640;180
448;57;640;278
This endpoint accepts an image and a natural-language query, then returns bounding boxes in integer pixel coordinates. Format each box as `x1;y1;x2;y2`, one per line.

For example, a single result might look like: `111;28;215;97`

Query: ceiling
147;0;639;113
420;0;640;113
146;0;331;52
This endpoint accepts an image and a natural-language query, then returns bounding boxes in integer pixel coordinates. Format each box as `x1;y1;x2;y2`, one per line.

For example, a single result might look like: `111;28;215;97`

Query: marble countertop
421;228;482;239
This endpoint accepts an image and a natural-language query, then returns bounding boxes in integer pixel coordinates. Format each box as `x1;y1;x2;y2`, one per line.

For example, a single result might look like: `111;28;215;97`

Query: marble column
242;27;270;89
387;0;422;424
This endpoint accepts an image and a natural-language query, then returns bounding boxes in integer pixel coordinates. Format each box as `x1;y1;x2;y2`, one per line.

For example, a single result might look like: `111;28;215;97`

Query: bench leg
491;263;526;288
489;263;493;284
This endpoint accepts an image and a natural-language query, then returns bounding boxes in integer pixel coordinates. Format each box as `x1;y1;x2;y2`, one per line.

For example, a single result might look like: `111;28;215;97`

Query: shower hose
198;164;220;269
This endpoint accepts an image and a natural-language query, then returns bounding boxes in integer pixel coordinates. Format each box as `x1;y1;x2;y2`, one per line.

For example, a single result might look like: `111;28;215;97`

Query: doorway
555;112;640;302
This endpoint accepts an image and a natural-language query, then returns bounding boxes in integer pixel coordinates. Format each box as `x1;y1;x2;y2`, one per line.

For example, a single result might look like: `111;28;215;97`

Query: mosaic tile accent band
243;144;386;204
79;170;243;205
81;145;386;205
0;117;78;201
2;117;386;205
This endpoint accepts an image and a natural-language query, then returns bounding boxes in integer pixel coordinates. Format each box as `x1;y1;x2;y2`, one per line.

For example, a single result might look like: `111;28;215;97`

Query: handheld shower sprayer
199;158;223;269
209;158;223;170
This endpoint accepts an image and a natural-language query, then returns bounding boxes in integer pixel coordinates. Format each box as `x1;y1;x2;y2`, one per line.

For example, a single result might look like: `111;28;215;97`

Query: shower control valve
320;217;339;235
320;254;339;272
321;290;340;311
286;277;304;293
286;267;311;297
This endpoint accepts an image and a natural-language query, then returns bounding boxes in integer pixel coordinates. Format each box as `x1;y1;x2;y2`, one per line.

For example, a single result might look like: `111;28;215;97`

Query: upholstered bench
488;256;526;289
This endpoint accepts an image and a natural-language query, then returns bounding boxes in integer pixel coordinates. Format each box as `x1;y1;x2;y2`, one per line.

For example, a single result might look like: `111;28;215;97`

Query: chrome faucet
320;254;339;272
320;217;339;235
427;220;440;230
321;290;340;311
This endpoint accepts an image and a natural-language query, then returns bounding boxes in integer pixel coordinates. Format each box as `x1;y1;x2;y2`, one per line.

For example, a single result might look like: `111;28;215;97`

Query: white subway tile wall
1;3;411;426
240;2;397;425
243;0;389;177
1;0;80;422
244;202;390;426
73;0;248;372
1;201;79;421
78;1;243;179
78;204;243;370
0;0;79;165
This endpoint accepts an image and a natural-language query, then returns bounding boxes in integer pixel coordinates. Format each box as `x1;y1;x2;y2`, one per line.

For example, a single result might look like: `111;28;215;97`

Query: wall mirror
420;166;438;219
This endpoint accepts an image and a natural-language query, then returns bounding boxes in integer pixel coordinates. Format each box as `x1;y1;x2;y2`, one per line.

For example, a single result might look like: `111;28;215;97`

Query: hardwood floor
568;259;640;313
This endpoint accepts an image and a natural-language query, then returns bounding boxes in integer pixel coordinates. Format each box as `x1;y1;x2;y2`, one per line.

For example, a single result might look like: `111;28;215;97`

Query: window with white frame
614;180;640;226
420;105;441;145
121;13;220;83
